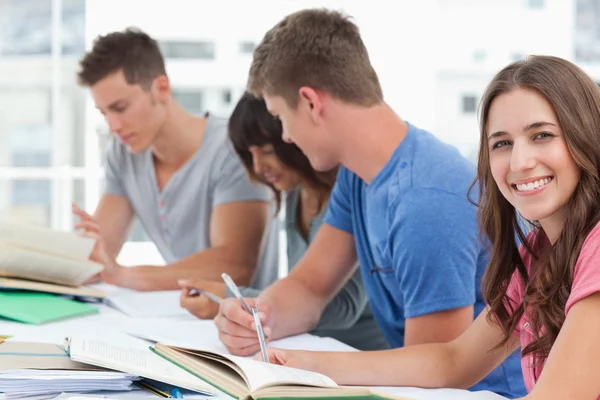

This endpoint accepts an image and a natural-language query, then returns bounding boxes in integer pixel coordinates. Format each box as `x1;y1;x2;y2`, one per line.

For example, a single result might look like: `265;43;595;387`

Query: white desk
0;289;508;400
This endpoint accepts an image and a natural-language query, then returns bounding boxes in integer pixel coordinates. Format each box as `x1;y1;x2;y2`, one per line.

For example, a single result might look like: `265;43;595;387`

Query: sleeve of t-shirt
323;167;354;234
103;137;125;196
213;142;272;206
393;188;481;318
565;223;600;315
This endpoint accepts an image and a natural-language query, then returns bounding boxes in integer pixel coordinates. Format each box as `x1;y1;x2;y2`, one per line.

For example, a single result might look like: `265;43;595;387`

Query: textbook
0;222;103;287
151;343;413;400
65;337;216;395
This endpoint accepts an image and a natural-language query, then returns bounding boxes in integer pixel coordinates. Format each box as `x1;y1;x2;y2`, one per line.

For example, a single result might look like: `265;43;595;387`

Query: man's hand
72;203;125;286
72;203;107;264
214;297;273;356
179;279;226;319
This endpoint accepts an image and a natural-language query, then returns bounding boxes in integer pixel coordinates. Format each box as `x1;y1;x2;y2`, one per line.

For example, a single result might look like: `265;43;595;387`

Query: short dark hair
228;92;337;212
248;8;382;108
77;27;166;88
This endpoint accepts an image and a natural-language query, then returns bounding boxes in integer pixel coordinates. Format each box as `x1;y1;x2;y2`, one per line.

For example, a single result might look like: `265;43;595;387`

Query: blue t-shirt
324;123;525;397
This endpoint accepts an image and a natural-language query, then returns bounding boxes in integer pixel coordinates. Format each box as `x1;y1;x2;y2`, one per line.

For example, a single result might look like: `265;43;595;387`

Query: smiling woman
486;88;581;241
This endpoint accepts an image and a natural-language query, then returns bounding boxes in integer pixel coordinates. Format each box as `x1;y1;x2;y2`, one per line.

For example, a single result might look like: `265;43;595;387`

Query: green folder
0;292;98;324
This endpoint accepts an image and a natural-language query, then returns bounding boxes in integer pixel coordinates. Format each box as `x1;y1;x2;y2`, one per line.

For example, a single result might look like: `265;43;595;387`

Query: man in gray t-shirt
72;28;278;292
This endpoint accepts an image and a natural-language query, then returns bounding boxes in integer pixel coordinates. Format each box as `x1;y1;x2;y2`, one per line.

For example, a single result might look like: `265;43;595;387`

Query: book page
0;222;95;260
224;354;337;393
0;245;103;286
66;337;215;394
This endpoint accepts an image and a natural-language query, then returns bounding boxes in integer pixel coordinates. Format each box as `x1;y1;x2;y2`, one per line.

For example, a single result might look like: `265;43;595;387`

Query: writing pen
187;288;223;304
221;273;270;364
171;387;184;398
221;273;252;313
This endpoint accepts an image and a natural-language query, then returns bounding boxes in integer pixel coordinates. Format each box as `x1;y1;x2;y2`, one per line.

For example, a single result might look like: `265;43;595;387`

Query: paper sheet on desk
123;318;358;355
104;290;192;318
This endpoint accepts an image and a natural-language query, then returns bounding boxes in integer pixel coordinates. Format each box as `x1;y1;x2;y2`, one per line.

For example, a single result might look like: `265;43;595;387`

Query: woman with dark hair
179;93;388;351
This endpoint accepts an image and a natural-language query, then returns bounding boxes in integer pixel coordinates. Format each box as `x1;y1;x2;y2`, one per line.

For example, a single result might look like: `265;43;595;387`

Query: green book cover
0;291;98;324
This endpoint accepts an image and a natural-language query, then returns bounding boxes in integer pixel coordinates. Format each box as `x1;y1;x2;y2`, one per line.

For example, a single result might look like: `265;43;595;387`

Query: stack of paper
0;369;137;400
0;341;137;400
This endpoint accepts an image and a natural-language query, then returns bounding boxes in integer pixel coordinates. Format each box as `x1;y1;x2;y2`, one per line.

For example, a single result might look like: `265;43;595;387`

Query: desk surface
0;286;508;400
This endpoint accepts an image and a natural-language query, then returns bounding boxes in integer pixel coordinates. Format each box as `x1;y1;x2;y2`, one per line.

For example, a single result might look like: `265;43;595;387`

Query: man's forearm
260;277;328;340
115;246;258;291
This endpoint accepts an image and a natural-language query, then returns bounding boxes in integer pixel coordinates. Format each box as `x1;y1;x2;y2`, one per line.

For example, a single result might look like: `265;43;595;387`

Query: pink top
505;222;600;393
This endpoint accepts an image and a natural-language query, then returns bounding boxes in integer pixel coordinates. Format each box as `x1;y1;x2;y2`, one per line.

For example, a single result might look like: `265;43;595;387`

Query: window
222;89;232;104
510;52;524;61
473;49;487;63
159;41;215;59
239;41;255;54
462;95;477;114
575;0;600;62
0;0;85;56
12;179;51;205
12;151;51;167
527;0;545;8
172;89;204;115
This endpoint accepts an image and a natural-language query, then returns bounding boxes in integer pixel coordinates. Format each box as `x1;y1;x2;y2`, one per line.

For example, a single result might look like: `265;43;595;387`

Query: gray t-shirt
103;115;279;289
237;187;388;351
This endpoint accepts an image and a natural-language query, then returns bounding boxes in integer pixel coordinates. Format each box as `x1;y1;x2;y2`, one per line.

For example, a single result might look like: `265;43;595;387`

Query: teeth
516;178;551;192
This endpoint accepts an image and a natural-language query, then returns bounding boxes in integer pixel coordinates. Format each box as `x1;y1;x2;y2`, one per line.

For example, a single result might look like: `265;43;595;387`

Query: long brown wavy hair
473;55;600;362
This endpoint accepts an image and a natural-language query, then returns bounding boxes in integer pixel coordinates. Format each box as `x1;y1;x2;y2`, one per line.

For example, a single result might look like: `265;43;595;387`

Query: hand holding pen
178;279;225;320
214;273;273;358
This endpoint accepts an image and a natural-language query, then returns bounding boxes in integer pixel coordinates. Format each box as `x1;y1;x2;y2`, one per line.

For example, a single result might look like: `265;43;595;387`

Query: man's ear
298;86;323;123
153;75;171;104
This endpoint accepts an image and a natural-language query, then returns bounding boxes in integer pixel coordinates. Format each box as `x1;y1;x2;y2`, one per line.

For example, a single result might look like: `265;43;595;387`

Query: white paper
124;318;356;355
106;290;191;318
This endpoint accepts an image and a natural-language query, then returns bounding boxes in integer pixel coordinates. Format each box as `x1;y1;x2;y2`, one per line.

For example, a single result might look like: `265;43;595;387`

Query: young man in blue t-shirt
213;8;525;397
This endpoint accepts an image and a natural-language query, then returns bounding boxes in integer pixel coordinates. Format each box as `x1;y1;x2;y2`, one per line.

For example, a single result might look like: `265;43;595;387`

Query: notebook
151;343;413;400
0;292;98;324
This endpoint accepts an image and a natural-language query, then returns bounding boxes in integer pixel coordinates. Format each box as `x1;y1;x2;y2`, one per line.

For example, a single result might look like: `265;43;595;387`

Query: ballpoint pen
171;387;184;398
252;305;269;363
221;273;252;313
221;273;270;364
187;288;223;304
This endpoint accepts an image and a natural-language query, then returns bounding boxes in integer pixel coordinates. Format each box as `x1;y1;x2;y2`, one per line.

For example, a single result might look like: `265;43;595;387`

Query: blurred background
0;0;595;267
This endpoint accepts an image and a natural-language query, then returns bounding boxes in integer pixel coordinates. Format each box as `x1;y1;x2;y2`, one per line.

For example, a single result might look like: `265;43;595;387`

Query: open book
65;337;216;395
152;343;413;400
0;222;103;287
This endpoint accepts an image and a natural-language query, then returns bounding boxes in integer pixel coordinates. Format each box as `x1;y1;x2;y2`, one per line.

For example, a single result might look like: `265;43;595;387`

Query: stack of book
0;222;105;324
